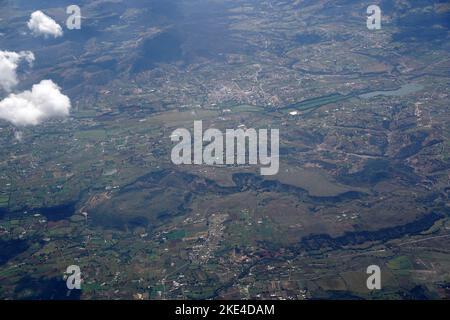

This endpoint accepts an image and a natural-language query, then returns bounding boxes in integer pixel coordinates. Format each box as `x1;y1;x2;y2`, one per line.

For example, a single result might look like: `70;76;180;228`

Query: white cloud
27;11;63;38
0;50;35;92
0;80;71;126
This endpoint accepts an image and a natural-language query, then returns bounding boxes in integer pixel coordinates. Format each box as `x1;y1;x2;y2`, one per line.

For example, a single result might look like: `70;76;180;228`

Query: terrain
0;0;449;299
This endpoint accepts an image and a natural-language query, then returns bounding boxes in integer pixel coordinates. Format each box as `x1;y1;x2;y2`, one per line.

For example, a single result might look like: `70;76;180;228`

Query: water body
280;83;423;113
359;83;424;99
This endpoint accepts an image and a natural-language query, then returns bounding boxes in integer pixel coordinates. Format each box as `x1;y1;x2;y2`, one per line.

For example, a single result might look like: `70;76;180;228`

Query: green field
387;256;413;270
166;229;186;240
0;194;8;208
283;93;352;112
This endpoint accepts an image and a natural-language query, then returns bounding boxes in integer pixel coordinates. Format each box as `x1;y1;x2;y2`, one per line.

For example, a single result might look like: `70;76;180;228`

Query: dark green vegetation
283;93;353;112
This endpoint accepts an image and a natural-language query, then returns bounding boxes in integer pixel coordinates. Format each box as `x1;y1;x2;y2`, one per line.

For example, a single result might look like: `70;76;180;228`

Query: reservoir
359;83;424;99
